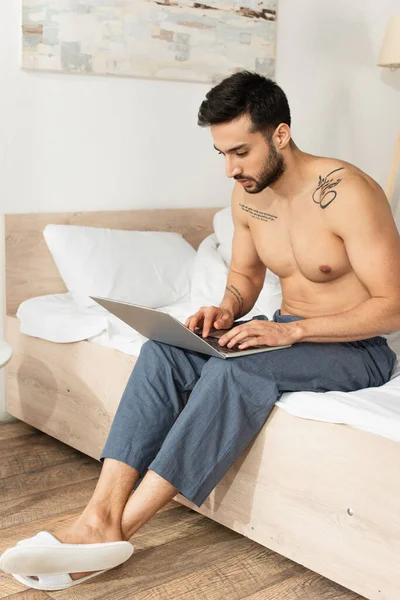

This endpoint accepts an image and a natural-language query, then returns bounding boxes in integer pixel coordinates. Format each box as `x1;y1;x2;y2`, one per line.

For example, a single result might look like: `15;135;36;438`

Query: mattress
16;292;400;443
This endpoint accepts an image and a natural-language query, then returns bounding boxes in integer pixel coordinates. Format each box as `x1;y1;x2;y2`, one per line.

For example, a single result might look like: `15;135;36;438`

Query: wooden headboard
4;207;221;316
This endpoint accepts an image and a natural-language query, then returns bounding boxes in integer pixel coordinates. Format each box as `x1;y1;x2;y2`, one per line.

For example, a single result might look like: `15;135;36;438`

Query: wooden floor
0;421;364;600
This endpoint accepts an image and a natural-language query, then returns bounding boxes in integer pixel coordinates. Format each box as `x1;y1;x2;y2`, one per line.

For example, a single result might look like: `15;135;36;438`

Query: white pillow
190;234;228;309
44;224;196;308
213;207;234;265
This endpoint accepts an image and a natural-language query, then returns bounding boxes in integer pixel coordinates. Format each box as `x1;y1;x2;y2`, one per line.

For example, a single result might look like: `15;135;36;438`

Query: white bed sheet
17;292;194;356
276;360;400;442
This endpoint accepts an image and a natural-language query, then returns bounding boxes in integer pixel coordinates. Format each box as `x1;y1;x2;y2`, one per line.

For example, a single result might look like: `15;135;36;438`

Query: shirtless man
191;72;400;347
1;71;399;591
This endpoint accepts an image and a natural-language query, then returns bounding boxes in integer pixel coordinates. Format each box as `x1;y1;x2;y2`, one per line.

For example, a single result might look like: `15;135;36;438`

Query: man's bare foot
30;514;125;582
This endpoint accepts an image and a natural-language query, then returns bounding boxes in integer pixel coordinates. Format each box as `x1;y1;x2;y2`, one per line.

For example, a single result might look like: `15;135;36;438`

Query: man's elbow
230;266;265;288
378;295;400;332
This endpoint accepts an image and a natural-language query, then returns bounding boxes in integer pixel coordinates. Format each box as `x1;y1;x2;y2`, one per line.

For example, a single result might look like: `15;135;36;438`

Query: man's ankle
79;506;123;532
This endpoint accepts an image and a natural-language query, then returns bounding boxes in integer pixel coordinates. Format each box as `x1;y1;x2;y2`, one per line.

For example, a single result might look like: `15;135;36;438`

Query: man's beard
236;144;286;194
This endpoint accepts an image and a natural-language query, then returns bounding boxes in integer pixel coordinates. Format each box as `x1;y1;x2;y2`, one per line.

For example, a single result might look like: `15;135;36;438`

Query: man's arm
296;178;400;343
219;184;266;319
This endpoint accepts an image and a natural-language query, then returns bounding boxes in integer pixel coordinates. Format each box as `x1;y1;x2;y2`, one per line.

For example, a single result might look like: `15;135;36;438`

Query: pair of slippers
0;531;134;590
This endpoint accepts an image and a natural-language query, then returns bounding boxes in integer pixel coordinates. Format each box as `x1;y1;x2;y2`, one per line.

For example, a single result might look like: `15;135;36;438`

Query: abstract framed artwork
22;1;277;83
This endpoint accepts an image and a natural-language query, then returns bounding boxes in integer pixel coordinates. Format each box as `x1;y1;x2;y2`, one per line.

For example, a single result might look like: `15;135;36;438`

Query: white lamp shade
378;15;400;67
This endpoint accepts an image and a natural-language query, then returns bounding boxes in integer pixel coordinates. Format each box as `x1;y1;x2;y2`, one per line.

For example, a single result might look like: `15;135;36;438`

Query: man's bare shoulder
313;156;383;193
311;156;386;212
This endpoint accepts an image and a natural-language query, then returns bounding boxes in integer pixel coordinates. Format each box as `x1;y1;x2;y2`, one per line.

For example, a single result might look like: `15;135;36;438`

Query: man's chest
243;201;352;283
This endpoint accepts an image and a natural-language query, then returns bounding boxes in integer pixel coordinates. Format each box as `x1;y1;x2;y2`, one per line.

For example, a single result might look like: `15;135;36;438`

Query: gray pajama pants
101;311;396;507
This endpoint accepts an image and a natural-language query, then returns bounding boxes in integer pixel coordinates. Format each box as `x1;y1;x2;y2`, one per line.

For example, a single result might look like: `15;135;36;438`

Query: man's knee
201;356;235;375
200;357;256;392
202;355;271;379
140;339;174;359
200;356;279;408
138;340;193;374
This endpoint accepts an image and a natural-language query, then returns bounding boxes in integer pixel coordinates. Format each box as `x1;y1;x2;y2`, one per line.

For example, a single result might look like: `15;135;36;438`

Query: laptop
91;296;292;359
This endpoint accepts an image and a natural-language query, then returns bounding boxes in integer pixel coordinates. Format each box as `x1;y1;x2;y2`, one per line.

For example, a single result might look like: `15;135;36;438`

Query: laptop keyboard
194;332;242;354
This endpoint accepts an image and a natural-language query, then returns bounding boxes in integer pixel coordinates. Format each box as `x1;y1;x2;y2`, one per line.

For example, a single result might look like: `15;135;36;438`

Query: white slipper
12;570;109;591
0;531;134;576
10;535;114;590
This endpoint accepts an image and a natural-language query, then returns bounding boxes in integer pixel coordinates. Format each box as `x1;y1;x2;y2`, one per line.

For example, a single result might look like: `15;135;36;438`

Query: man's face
211;114;286;194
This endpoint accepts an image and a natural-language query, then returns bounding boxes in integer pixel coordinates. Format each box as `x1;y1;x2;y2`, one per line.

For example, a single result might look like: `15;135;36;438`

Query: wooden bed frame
4;209;400;600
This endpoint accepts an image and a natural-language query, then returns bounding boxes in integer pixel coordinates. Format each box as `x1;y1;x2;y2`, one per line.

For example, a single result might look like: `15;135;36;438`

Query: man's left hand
219;320;303;349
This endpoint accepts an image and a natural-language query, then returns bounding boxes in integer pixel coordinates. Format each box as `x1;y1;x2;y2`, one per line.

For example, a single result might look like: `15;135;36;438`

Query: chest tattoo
239;203;278;222
312;167;344;209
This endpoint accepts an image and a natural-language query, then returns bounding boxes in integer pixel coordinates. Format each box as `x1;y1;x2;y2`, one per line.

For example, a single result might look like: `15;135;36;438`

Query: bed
4;208;400;600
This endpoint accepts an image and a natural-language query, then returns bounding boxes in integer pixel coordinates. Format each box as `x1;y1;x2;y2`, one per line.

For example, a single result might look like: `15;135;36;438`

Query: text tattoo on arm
239;204;278;222
226;285;244;313
312;167;344;209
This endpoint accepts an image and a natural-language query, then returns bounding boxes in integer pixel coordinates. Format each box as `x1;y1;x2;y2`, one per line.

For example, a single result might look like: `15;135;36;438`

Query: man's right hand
185;306;235;338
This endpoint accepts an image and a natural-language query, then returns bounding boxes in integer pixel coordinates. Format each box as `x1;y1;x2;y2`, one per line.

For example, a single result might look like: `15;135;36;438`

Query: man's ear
274;123;291;150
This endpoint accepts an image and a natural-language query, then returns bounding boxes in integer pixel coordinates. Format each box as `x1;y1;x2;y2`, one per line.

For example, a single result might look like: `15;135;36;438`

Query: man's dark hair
198;71;291;140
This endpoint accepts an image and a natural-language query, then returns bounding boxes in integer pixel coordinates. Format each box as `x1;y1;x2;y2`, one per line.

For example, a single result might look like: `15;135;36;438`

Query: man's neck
269;146;314;200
